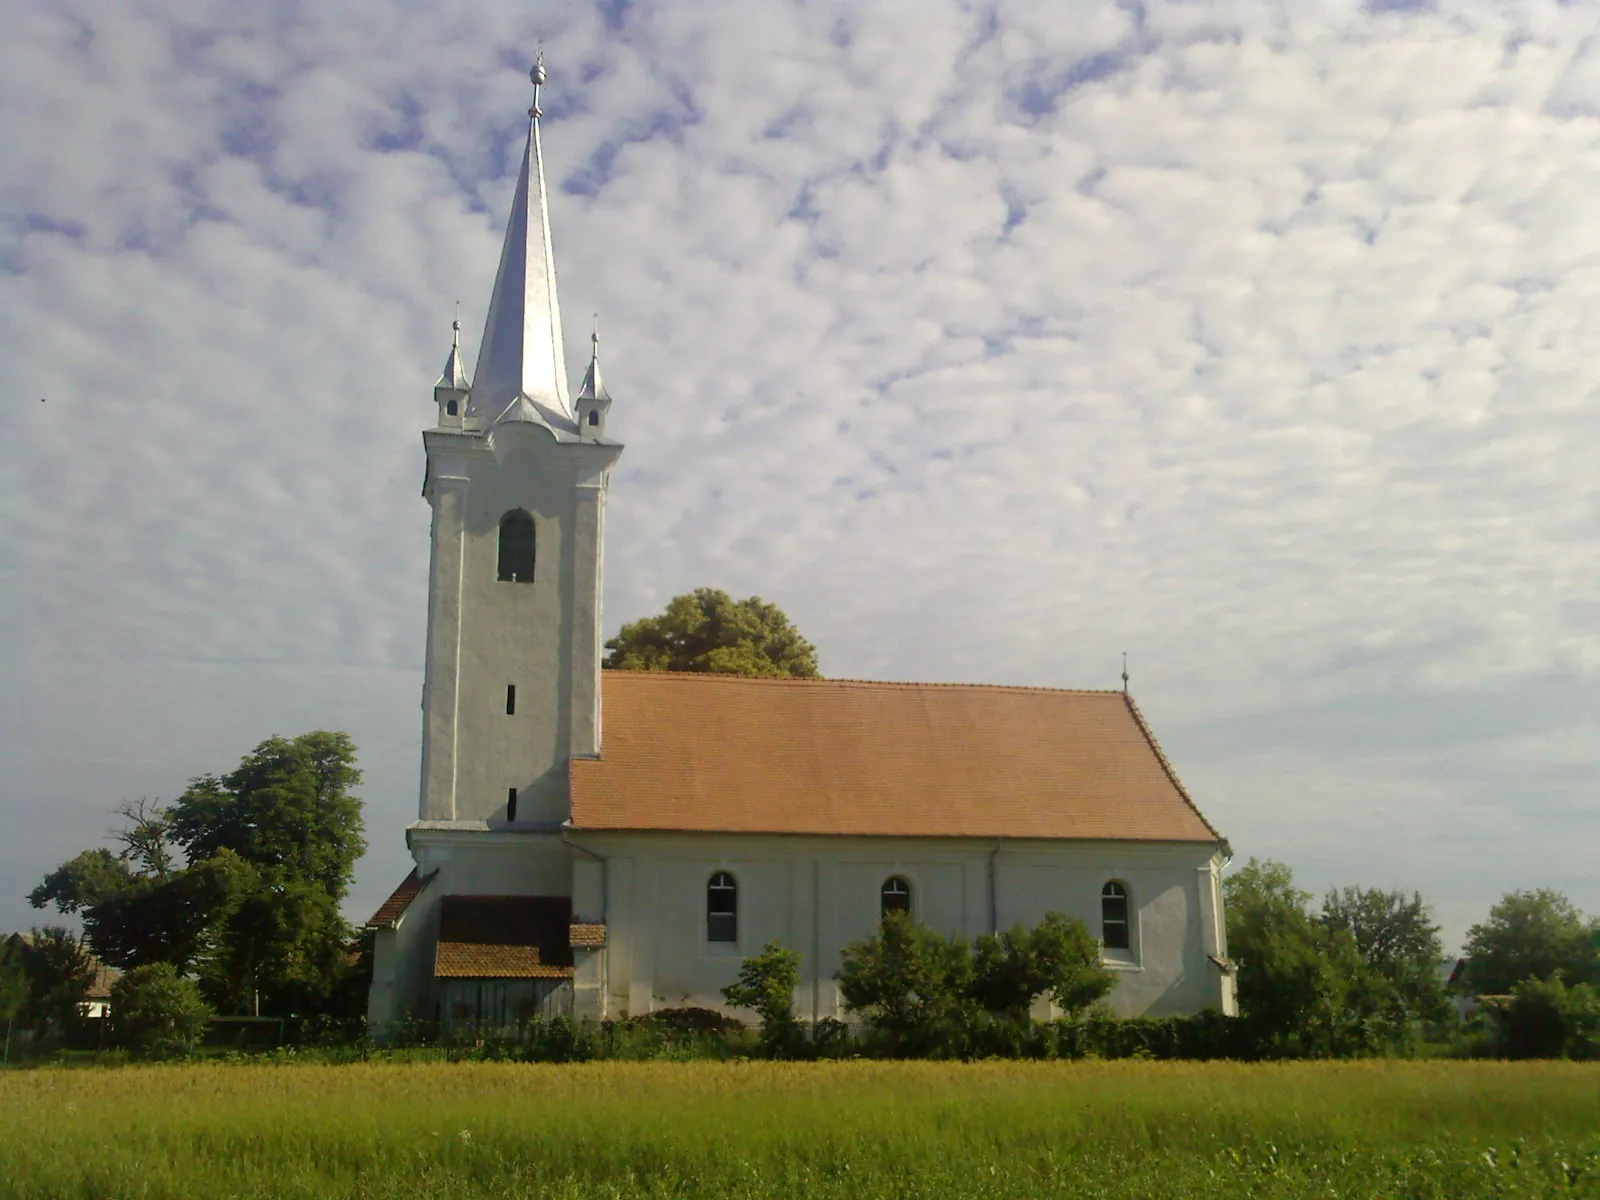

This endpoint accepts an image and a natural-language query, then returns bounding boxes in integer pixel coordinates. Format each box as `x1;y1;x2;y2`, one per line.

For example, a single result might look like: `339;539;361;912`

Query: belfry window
497;510;535;582
446;398;458;416
881;876;912;919
1101;881;1131;951
707;871;737;944
587;409;599;426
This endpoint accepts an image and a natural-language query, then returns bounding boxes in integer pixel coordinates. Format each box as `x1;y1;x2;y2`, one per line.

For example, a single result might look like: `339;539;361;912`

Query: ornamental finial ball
530;61;547;87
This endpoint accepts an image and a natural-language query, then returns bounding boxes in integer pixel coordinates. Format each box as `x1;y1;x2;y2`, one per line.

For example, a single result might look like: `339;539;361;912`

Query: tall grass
2;1060;1597;1198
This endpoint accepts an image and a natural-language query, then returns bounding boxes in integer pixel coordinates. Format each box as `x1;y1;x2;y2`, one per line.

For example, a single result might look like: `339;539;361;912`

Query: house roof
570;673;1222;844
365;868;434;929
434;895;575;979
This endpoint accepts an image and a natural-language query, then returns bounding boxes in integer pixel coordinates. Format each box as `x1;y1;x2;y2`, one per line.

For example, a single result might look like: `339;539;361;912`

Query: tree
0;937;27;1062
31;731;367;1017
969;913;1114;1021
836;911;976;1055
111;963;212;1059
722;940;803;1055
1463;890;1598;996
604;588;820;677
1320;886;1447;1026
18;927;95;1039
1224;860;1383;1057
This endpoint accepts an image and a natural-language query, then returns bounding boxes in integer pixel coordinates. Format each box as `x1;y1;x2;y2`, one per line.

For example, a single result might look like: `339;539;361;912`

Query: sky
2;0;1597;954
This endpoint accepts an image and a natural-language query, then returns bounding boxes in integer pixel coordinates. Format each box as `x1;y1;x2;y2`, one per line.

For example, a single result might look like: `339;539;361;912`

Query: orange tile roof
568;923;607;949
365;868;433;929
571;673;1222;843
434;896;575;979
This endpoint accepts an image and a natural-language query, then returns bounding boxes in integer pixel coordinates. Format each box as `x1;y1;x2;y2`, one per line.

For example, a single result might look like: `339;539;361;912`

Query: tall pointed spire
467;53;572;431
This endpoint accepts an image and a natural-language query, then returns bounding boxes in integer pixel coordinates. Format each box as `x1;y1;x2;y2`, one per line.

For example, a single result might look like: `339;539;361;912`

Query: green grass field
2;1060;1597;1199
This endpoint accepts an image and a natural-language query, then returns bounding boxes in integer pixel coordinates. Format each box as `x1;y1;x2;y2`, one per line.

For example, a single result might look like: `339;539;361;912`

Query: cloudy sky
3;0;1597;951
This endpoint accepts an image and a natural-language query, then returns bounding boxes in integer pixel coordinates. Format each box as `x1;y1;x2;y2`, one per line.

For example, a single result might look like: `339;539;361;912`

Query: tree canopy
30;731;367;1016
603;588;820;678
1463;889;1598;995
1320;885;1447;1025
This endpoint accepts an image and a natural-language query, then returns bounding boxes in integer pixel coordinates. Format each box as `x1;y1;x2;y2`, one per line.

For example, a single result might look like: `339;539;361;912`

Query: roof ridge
599;670;1124;696
1120;694;1225;845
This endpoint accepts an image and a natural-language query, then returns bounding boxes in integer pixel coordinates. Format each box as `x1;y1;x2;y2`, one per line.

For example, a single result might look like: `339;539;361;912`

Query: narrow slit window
881;876;912;918
1101;881;1130;951
707;871;737;944
497;510;536;583
506;788;518;822
506;685;516;715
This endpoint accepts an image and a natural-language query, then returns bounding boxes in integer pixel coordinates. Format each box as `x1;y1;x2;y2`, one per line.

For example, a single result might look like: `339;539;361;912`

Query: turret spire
576;315;610;403
574;314;614;438
466;54;572;431
436;310;468;391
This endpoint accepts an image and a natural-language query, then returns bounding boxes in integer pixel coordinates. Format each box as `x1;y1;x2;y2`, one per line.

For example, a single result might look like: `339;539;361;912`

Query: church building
365;64;1236;1031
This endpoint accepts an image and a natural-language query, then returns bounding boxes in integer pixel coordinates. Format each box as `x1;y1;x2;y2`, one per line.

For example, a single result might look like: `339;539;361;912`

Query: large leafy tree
604;588;820;677
0;937;29;1057
1463;890;1598;995
1320;886;1448;1024
1224;859;1395;1057
30;732;366;1016
17;927;96;1038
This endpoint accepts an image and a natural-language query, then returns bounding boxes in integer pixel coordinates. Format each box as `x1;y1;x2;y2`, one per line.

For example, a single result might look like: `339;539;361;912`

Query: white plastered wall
568;832;1235;1021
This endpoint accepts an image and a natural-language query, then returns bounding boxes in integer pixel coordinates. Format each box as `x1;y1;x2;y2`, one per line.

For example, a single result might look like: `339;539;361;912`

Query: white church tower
419;59;621;828
368;60;620;1027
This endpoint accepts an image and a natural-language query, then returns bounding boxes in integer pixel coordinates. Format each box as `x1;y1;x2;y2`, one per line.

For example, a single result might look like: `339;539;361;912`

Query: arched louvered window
881;876;912;919
497;510;535;583
707;871;737;944
1101;881;1131;951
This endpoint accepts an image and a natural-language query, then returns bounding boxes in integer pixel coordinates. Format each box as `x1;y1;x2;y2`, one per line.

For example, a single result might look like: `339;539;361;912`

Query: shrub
722;941;803;1056
110;963;211;1059
970;913;1114;1019
1491;976;1600;1060
836;911;978;1057
627;1006;746;1036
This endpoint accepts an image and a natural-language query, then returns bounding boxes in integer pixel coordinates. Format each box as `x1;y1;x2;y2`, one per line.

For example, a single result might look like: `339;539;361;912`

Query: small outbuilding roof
365;868;434;929
433;896;575;979
570;673;1222;844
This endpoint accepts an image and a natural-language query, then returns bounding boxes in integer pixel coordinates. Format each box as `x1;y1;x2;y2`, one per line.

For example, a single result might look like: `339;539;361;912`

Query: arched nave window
497;510;536;583
1101;881;1131;951
707;871;738;944
881;876;912;919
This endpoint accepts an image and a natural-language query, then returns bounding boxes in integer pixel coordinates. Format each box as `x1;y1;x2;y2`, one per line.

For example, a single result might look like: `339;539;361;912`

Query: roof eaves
1121;693;1226;846
365;867;437;930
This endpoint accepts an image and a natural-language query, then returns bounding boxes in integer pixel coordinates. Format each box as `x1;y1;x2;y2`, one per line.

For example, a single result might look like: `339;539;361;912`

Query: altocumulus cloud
1;0;1597;947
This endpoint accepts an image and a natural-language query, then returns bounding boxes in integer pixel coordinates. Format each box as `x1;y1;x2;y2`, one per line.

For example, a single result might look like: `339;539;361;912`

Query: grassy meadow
2;1060;1598;1199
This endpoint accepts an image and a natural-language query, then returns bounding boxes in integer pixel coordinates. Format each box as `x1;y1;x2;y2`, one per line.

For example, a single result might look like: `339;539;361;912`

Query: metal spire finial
1121;651;1129;694
529;48;546;119
452;300;461;342
592;312;599;348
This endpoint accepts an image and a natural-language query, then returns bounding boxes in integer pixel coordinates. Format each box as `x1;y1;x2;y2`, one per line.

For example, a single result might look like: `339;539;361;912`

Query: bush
627;1007;746;1036
722;941;803;1056
110;963;211;1059
1490;976;1600;1060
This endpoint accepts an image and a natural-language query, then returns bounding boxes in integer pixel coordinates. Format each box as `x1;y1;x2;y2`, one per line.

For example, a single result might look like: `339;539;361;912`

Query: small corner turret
574;317;613;440
433;316;469;428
